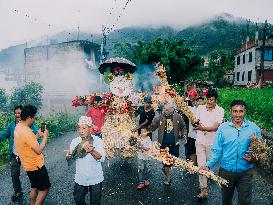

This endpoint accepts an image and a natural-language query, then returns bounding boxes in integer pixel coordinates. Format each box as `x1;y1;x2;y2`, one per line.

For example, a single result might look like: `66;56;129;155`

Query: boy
66;116;105;205
137;128;152;190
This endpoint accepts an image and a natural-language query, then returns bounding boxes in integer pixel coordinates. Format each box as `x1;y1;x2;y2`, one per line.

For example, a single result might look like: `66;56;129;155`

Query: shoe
163;176;170;185
197;188;208;200
144;180;150;187
11;192;23;202
137;182;145;190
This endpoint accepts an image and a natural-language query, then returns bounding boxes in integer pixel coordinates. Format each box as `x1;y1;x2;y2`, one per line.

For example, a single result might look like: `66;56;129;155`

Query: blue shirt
70;135;105;186
0;121;38;156
206;118;261;173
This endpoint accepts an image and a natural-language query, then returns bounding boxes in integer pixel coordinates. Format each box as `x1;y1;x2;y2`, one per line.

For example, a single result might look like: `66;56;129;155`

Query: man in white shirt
195;89;224;200
66;116;105;205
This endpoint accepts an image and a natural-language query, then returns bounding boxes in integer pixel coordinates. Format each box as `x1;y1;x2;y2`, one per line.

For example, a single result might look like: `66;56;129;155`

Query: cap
78;116;92;127
188;89;198;97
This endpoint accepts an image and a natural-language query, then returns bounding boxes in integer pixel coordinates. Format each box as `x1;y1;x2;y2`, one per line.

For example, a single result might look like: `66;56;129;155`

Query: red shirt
86;107;106;134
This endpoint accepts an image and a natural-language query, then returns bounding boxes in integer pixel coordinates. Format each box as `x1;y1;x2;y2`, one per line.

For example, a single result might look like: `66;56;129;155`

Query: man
184;89;199;165
86;96;107;138
195;89;224;199
200;100;261;205
0;105;38;202
14;105;50;205
148;102;186;185
135;96;155;140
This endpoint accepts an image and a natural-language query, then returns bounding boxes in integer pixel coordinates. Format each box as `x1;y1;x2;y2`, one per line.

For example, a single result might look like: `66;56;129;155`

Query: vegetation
218;88;273;132
0;112;79;163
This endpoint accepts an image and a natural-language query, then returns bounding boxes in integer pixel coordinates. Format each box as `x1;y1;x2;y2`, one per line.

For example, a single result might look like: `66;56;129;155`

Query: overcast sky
0;0;272;50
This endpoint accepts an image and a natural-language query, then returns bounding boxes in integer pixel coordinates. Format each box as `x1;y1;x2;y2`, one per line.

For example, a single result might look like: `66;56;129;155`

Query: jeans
219;167;253;205
73;182;102;205
10;153;22;193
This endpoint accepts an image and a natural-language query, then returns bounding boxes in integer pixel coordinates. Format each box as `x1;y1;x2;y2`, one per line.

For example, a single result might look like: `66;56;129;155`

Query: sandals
137;180;150;190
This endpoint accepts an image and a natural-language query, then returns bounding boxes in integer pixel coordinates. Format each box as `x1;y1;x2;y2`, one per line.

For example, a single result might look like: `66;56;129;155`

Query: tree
113;38;203;84
206;50;234;87
0;88;8;112
9;82;44;110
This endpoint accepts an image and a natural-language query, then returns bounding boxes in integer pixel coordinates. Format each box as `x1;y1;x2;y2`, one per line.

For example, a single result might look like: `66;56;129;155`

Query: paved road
0;131;272;205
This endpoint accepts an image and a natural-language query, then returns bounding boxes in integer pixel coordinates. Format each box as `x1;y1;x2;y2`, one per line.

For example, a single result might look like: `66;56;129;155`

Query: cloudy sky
0;0;272;50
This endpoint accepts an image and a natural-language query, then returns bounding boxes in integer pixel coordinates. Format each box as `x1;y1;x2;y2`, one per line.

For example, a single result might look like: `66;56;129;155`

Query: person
86;96;107;138
135;96;155;140
200;100;261;205
0;105;39;202
195;96;204;107
184;89;199;165
195;89;224;199
14;105;50;205
148;102;186;185
136;128;152;190
66;116;105;205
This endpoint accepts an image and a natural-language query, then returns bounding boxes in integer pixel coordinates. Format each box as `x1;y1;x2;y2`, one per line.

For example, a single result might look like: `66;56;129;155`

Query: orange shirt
14;123;44;171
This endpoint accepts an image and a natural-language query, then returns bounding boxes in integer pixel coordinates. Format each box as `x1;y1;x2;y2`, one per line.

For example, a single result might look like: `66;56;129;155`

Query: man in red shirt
86;96;106;138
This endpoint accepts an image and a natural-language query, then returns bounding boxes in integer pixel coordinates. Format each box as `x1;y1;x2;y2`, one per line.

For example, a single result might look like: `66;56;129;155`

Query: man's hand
243;155;257;163
82;142;95;153
92;125;99;131
198;166;210;172
131;127;138;132
65;150;72;160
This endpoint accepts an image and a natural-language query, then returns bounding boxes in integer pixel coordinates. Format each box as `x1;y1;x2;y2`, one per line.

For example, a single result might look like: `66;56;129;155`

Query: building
234;29;273;86
24;40;101;114
0;67;18;94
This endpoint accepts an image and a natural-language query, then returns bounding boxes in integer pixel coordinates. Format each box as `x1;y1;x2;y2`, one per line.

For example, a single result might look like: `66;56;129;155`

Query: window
248;71;252;81
242;71;245;81
243;54;245;64
249;52;252;62
237;56;240;65
261;49;273;61
237;72;240;81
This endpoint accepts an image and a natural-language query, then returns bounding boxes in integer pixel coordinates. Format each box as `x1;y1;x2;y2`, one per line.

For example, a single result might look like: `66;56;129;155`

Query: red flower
114;67;123;75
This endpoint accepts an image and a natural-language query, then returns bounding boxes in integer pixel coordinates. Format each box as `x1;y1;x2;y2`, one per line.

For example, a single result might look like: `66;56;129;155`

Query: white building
234;30;273;86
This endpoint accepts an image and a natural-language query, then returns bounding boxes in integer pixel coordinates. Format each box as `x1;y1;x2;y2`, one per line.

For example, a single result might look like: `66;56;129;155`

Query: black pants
10;153;22;193
219;167;253;205
73;182;102;205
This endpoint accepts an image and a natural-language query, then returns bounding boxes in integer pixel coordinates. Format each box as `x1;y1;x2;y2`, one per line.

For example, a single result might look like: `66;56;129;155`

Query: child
66;116;105;205
137;128;152;190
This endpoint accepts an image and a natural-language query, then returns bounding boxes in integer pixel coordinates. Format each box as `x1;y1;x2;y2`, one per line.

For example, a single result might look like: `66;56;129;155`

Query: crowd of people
0;88;263;205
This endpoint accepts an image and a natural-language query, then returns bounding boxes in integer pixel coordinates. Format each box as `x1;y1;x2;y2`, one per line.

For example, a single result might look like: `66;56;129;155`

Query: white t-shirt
196;104;224;146
137;137;152;160
70;135;105;186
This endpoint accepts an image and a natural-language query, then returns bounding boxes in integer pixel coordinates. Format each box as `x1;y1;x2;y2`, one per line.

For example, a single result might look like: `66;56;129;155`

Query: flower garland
104;67;133;84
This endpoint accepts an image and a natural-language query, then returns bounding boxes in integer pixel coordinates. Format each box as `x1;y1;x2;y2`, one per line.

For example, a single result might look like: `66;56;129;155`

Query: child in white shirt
137;128;152;190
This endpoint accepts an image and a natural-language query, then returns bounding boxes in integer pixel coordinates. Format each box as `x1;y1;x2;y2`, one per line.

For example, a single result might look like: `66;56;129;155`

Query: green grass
218;88;273;132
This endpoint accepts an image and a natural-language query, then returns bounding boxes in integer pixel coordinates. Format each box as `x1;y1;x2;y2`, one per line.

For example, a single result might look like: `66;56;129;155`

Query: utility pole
258;20;269;87
100;25;107;63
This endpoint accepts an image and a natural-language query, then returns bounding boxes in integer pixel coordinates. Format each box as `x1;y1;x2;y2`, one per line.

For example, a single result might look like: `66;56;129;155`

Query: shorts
160;143;179;158
26;165;51;191
185;137;196;159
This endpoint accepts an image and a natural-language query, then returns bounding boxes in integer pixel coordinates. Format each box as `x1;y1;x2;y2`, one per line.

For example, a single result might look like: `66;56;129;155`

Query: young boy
137;128;152;190
66;116;105;205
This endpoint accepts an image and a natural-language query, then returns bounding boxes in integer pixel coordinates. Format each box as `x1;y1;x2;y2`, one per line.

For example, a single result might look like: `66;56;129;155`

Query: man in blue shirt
200;100;261;205
0;105;39;202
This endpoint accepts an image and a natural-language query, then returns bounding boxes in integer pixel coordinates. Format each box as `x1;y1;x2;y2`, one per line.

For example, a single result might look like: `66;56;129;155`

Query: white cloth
137;137;152;160
70;135;105;186
188;106;197;139
196;104;224;146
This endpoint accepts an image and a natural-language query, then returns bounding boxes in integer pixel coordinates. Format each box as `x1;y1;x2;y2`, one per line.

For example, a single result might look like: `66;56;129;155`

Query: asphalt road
0;131;272;205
